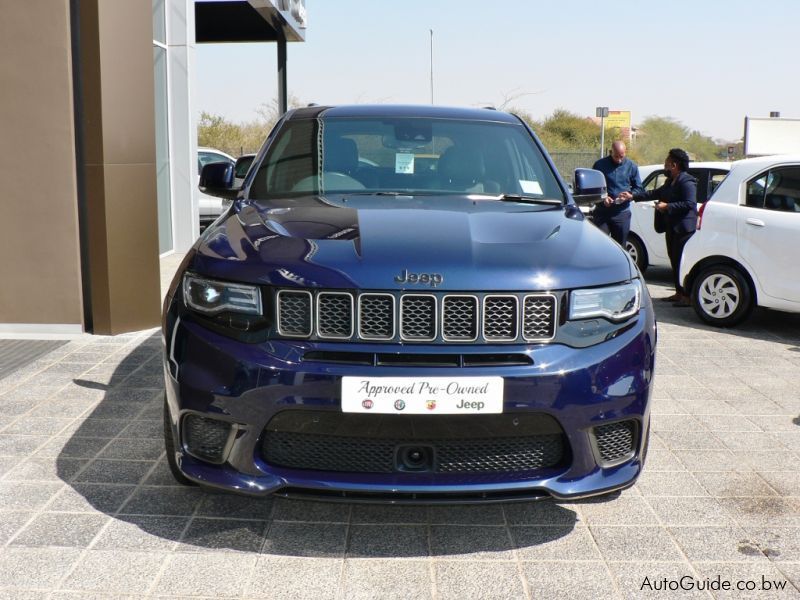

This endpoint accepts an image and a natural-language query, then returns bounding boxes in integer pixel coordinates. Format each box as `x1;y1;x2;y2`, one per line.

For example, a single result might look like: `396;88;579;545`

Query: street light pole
429;29;434;104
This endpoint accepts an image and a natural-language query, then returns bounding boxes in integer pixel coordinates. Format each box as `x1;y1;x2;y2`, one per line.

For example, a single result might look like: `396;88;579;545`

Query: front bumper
163;305;656;503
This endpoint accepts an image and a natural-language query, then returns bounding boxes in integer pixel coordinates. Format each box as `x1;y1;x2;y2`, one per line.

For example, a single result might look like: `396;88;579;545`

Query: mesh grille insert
594;420;636;464
183;414;231;463
401;295;436;340
278;291;312;336
263;432;564;474
262;412;567;475
523;296;556;340
358;294;394;339
443;296;478;341
317;293;353;338
484;296;518;340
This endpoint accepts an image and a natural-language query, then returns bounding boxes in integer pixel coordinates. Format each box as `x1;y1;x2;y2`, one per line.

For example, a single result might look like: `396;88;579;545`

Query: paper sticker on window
519;180;543;195
396;153;415;174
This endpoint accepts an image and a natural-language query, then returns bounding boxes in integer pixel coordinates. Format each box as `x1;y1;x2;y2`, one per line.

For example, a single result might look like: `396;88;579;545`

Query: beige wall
79;0;161;334
0;0;84;326
0;0;161;335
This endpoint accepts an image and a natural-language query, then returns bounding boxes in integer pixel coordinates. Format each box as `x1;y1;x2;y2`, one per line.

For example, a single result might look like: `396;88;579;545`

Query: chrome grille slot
400;295;437;341
316;292;353;339
522;294;557;341
358;294;395;340
483;295;518;341
442;295;478;341
277;290;312;337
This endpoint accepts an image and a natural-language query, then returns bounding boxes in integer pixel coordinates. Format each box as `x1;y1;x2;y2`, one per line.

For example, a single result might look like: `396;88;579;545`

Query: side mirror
572;168;608;206
234;155;256;180
199;162;238;199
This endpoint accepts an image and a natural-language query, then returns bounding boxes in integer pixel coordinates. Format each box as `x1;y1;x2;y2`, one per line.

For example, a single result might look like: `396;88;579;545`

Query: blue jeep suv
162;105;656;503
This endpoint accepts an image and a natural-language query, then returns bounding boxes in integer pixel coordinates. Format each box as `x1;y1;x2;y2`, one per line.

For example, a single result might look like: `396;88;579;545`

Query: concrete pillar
76;0;161;334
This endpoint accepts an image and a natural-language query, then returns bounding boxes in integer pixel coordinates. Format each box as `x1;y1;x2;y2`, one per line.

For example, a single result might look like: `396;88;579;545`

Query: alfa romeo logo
394;399;406;411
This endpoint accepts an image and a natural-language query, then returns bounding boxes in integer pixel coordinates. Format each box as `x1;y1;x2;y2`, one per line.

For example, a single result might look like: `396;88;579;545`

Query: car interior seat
324;137;377;188
437;146;500;193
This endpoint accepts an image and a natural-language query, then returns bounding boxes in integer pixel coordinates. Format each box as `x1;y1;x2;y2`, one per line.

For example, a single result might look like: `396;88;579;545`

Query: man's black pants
594;210;631;247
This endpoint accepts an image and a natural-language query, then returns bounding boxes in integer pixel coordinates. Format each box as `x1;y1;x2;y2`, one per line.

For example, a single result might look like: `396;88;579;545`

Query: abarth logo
362;399;374;409
426;400;436;410
394;399;406;411
394;269;443;287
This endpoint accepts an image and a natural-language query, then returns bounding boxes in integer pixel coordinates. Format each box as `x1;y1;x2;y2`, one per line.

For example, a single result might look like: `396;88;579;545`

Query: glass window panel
764;167;800;212
153;0;166;43
746;174;766;208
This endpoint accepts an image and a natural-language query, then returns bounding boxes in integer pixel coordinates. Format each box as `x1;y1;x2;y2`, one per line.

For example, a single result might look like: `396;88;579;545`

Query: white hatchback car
680;155;800;326
627;162;731;273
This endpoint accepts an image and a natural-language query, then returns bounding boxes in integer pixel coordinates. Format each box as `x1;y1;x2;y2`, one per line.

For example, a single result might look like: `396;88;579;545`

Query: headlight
183;274;262;315
569;280;641;321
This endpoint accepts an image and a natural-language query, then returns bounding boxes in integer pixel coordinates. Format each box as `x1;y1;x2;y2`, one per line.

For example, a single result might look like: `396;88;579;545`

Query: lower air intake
593;420;636;465
183;414;232;463
261;411;567;475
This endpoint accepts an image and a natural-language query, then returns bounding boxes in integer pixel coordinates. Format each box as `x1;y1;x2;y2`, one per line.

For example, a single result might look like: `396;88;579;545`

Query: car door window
708;170;728;198
640;172;667;199
763;167;800;212
746;174;767;208
688;169;709;202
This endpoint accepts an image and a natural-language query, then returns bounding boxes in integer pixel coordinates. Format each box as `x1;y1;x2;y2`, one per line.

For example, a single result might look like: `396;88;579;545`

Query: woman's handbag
653;206;667;234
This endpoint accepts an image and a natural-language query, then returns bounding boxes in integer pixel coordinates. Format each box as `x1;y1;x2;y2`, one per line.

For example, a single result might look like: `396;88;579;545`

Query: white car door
634;172;670;265
738;166;800;302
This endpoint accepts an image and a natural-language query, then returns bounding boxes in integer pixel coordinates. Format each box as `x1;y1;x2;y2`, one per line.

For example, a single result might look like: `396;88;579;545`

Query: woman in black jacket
621;148;697;305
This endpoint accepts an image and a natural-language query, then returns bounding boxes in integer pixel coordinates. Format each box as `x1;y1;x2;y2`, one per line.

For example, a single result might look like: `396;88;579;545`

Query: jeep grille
277;290;557;344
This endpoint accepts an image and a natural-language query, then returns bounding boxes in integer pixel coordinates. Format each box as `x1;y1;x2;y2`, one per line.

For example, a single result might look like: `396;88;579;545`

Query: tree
513;108;601;151
633;116;725;164
197;95;305;157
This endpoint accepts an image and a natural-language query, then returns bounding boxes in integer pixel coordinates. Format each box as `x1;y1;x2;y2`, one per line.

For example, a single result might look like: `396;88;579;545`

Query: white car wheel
698;273;739;318
691;265;753;327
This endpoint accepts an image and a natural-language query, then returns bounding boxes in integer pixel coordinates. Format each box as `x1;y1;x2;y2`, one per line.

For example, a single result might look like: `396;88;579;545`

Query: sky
195;0;800;142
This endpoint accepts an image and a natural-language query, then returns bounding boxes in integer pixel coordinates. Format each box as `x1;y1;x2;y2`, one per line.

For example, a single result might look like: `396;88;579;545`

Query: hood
192;195;632;291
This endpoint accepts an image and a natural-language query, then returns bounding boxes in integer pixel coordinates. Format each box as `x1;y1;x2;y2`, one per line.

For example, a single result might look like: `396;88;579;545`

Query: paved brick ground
1;266;799;598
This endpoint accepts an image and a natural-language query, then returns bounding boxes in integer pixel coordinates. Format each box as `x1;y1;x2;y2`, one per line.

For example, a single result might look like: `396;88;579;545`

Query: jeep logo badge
394;269;443;287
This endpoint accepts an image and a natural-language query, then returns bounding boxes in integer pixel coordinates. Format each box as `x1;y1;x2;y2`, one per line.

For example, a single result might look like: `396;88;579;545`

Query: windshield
248;116;565;202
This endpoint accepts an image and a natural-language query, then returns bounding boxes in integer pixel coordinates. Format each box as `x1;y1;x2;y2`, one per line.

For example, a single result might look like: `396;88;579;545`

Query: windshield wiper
496;194;563;205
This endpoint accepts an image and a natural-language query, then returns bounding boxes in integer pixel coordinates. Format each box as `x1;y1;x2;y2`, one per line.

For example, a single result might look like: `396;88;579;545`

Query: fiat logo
362;399;373;409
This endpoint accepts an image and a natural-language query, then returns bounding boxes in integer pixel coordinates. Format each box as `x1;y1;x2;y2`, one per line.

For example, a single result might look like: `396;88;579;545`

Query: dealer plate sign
341;376;504;414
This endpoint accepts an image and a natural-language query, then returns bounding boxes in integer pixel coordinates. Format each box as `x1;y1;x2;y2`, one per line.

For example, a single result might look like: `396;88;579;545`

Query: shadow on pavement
57;332;578;556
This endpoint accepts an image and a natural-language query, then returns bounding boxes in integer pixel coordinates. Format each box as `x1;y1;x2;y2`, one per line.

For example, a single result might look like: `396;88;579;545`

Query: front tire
691;264;754;327
163;394;195;486
625;234;648;275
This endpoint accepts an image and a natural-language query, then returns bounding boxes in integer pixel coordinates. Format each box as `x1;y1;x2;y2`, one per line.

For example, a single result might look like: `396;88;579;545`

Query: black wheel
163;394;195;486
691;264;754;327
625;234;648;275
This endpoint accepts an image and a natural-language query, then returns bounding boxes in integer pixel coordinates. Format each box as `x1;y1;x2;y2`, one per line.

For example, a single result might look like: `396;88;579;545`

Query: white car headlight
569;280;641;321
183;274;262;315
